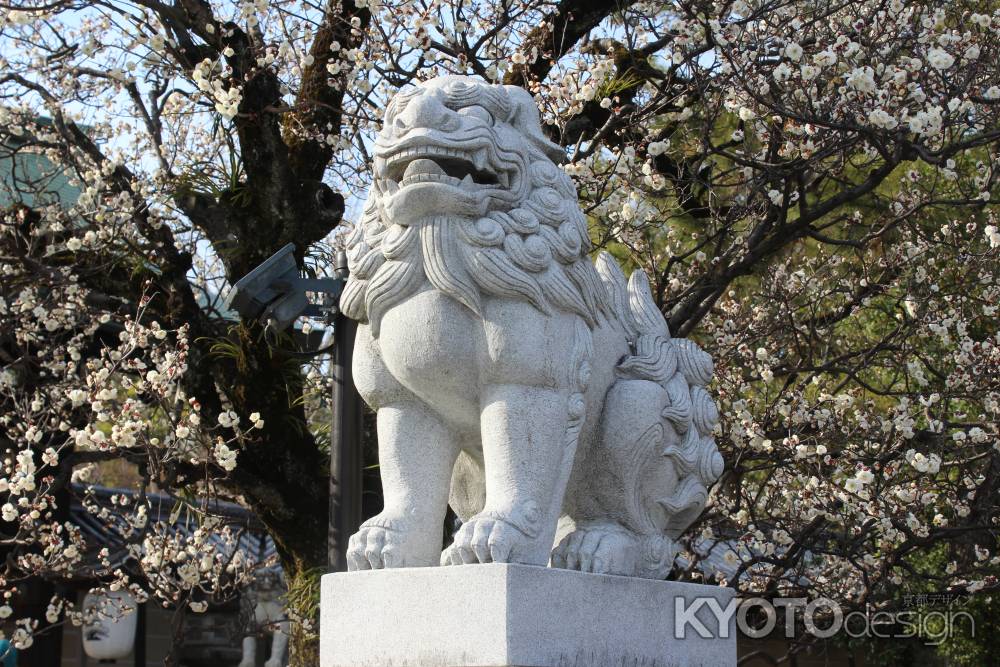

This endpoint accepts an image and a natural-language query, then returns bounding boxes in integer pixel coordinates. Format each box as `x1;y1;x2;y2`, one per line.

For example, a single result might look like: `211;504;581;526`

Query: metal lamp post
226;244;362;570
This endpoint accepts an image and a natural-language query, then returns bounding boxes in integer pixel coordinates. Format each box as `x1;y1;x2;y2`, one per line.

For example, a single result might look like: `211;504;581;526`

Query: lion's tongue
403;158;445;179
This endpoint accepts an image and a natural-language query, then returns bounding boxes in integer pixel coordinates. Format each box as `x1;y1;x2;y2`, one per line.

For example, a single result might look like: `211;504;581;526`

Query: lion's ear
503;85;567;164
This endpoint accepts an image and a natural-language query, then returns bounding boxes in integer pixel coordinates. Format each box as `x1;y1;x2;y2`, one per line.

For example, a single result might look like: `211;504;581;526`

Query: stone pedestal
320;564;736;667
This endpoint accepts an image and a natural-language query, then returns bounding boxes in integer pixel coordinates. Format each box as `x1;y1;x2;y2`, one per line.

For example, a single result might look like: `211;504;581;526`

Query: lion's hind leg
554;258;724;579
555;345;723;579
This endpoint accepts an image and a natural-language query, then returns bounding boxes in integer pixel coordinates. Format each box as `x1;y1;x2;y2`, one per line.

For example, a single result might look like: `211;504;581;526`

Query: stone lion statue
238;569;289;667
342;75;724;579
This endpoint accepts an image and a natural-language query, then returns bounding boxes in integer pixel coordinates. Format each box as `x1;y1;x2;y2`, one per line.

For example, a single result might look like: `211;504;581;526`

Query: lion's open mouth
378;144;511;194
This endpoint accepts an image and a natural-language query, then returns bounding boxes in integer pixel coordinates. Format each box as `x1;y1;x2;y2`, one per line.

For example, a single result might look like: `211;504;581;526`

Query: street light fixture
225;243;348;330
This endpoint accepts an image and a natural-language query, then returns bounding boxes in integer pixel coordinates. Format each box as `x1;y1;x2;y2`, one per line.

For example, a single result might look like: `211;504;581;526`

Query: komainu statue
238;569;289;667
342;75;724;579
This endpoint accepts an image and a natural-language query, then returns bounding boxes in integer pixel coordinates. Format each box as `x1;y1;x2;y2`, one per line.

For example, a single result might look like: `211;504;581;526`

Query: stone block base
320;564;735;667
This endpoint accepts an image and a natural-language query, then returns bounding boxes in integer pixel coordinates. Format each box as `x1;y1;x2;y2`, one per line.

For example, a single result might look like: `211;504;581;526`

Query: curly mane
340;84;612;336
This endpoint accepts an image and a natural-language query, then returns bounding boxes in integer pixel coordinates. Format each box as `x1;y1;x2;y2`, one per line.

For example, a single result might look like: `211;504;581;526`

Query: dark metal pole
328;252;364;570
134;601;146;667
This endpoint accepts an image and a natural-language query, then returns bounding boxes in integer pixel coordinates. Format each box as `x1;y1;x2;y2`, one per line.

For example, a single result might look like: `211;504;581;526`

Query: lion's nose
393;95;460;133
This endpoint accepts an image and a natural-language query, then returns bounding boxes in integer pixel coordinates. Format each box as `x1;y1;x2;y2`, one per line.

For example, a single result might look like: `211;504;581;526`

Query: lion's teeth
385;179;399;194
461;174;474;188
472;149;486;171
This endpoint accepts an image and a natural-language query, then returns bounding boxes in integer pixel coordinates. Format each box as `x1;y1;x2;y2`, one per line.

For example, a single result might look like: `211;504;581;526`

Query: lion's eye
458;105;494;126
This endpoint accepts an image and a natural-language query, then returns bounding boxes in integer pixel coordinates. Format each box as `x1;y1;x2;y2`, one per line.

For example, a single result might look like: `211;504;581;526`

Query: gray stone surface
320;564;736;667
342;75;725;580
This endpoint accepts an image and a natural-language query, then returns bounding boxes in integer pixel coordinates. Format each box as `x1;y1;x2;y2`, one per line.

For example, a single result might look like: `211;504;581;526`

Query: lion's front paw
346;514;422;570
441;512;534;565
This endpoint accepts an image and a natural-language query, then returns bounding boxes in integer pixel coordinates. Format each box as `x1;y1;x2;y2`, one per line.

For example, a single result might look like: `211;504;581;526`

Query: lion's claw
346;514;417;570
441;513;530;565
551;524;637;575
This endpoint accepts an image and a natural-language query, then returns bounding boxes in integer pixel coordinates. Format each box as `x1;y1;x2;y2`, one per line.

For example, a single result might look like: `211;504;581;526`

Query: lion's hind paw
550;523;639;576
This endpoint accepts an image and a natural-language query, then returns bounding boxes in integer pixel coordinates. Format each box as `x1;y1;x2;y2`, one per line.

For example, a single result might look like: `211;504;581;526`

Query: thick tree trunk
202;325;331;666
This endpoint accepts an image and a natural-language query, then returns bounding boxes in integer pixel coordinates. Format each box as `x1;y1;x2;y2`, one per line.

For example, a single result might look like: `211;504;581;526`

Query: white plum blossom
813;49;837;67
846;66;877;94
985;225;1000;248
868;108;898;129
927;47;955;70
214;441;238;472
784;42;803;61
647;140;668;156
217;410;240;428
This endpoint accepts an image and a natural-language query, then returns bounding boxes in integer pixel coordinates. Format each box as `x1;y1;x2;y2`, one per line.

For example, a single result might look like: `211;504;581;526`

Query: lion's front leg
347;400;461;570
442;384;575;566
443;301;588;567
